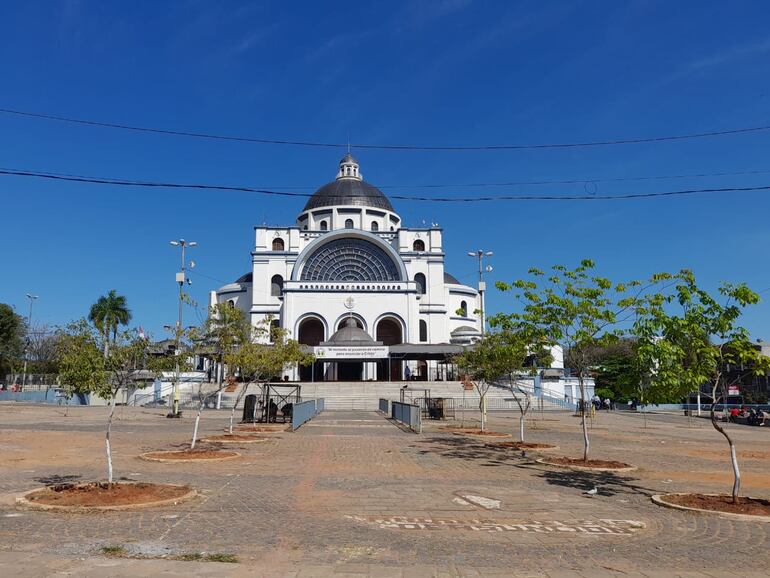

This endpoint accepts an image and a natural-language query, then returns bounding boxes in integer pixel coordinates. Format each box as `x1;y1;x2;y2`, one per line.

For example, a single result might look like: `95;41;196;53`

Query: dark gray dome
444;272;461;285
303;179;395;212
325;318;375;344
235;272;253;283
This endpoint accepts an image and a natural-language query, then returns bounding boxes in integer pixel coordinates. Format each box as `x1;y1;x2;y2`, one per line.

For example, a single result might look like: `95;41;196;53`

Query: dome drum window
272;238;285;251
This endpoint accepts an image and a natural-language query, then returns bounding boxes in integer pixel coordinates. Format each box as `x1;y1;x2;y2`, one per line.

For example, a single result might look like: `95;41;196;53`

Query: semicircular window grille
300;238;401;282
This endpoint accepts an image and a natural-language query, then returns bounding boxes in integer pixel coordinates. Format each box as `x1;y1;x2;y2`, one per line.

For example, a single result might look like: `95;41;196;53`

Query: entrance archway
376;317;403;380
298;317;325;381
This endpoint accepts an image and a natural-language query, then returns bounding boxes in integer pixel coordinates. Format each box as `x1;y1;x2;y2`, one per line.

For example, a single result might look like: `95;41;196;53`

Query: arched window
320;221;328;231
371;221;378;231
344;218;354;229
419;320;428;342
413;239;425;252
228;300;235;308
271;275;284;297
269;319;280;343
459;300;468;316
414;273;426;295
272;238;285;251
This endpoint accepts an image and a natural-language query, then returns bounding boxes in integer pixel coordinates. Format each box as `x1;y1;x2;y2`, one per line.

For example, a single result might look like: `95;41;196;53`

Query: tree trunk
191;398;205;450
519;413;525;443
578;376;589;461
710;399;741;503
229;382;250;434
479;394;486;432
105;390;117;484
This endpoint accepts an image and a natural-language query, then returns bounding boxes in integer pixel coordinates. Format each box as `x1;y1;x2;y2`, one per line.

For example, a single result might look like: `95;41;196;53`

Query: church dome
302;154;395;212
325;318;377;344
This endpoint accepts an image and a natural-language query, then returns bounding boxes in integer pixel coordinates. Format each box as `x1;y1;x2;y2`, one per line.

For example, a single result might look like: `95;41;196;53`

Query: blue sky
2;0;770;340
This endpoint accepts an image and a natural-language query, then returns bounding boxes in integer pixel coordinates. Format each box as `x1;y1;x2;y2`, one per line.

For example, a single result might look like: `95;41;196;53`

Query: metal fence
378;398;389;414
291;398;324;431
391;401;421;433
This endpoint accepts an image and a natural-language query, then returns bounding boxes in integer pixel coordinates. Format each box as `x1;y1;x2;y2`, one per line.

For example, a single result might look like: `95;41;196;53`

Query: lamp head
188;241;197;247
170;241;179;246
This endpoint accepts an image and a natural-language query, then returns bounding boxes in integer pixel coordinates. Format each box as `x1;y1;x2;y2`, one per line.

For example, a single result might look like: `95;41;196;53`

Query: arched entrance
298;317;325;381
376;317;403;380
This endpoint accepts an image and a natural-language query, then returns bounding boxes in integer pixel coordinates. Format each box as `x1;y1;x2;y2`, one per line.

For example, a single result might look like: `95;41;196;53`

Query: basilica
210;154;483;381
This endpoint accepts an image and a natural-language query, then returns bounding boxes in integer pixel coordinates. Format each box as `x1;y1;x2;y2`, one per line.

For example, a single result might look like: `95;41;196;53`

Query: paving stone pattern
0;405;769;576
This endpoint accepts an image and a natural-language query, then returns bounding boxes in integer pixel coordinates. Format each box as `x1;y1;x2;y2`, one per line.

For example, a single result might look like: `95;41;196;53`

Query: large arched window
414;273;426;295
371;221;378;231
320;221;328;231
272;238;285;251
344;218;354;229
270;274;284;297
413;239;425;252
419;320;428;342
300;238;401;282
459;300;468;316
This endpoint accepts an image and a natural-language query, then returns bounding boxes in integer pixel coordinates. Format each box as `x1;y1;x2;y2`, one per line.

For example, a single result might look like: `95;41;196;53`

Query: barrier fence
391;400;421;433
378;398;389;414
291;398;324;431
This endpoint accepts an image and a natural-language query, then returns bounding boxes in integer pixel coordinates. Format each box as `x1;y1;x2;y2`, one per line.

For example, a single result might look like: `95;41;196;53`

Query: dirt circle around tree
201;434;270;444
231;424;288;434
535;457;637;472
16;482;196;512
652;493;770;521
489;441;560;451
139;449;241;463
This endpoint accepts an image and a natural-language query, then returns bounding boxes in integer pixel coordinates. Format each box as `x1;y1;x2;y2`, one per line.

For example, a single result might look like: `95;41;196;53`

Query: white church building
210;154;484;382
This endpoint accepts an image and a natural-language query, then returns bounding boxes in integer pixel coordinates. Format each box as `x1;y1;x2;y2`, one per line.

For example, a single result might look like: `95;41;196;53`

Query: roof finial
346;132;351;154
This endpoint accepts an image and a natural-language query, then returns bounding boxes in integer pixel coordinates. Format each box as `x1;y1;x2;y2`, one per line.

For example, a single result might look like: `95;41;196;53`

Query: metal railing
291;399;324;431
391;401;421;433
378;398;390;414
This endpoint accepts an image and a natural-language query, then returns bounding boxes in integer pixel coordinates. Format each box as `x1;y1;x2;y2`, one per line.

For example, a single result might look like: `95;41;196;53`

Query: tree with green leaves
226;317;314;434
56;320;158;483
493;260;669;461
455;331;529;432
188;303;250;449
88;290;132;358
0;303;24;380
634;271;770;502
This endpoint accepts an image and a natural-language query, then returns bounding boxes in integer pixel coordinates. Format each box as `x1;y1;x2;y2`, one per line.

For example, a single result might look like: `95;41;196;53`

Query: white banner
314;345;390;360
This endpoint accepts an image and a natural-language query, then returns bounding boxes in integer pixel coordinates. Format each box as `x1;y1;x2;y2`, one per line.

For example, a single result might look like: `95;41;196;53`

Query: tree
88;290;132;357
57;320;158;483
0;303;24;379
508;341;553;443
455;331;529;432
634;272;770;502
226;318;314;434
493;260;666;461
188;303;249;449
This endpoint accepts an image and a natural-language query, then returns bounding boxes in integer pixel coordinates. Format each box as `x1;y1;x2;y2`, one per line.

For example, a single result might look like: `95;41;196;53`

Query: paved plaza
1;404;769;577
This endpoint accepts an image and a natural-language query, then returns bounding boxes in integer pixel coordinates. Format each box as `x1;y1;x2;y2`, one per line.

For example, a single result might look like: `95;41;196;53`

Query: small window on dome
371;221;378;231
345;219;354;229
419;320;428;342
320;221;328;231
460;301;468;317
413;240;425;252
272;238;285;251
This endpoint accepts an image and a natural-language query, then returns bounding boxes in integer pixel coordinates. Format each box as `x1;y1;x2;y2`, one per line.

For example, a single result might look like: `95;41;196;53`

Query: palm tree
88;290;132;357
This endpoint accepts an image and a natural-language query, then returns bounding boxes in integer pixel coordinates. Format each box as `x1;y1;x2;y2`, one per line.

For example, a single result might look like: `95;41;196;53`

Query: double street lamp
168;239;196;417
467;250;493;335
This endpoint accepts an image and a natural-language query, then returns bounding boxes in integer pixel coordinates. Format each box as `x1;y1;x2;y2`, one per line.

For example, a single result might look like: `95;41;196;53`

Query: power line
2;106;770;151
2;166;770;202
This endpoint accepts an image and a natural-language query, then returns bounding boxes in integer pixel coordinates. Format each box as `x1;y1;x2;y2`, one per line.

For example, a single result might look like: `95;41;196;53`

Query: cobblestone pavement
1;404;769;576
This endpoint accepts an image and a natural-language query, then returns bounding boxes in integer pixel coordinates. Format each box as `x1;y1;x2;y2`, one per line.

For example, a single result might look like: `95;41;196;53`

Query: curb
651;493;770;522
535;458;637;473
16;482;198;512
488;442;560;452
201;436;269;444
138;451;241;463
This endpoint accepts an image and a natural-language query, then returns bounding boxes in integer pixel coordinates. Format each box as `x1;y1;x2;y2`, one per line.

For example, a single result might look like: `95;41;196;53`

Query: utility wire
2;107;770;151
2;166;770;202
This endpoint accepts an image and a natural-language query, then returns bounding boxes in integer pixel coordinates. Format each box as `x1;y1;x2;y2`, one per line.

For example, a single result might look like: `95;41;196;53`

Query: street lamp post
20;294;38;390
168;239;196;417
467;250;493;335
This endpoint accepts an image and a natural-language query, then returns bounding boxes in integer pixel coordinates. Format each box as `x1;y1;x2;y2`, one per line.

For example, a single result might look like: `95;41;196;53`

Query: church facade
211;154;482;381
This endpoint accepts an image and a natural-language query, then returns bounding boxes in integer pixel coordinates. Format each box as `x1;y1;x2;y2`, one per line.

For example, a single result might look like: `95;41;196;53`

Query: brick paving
0;404;769;576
